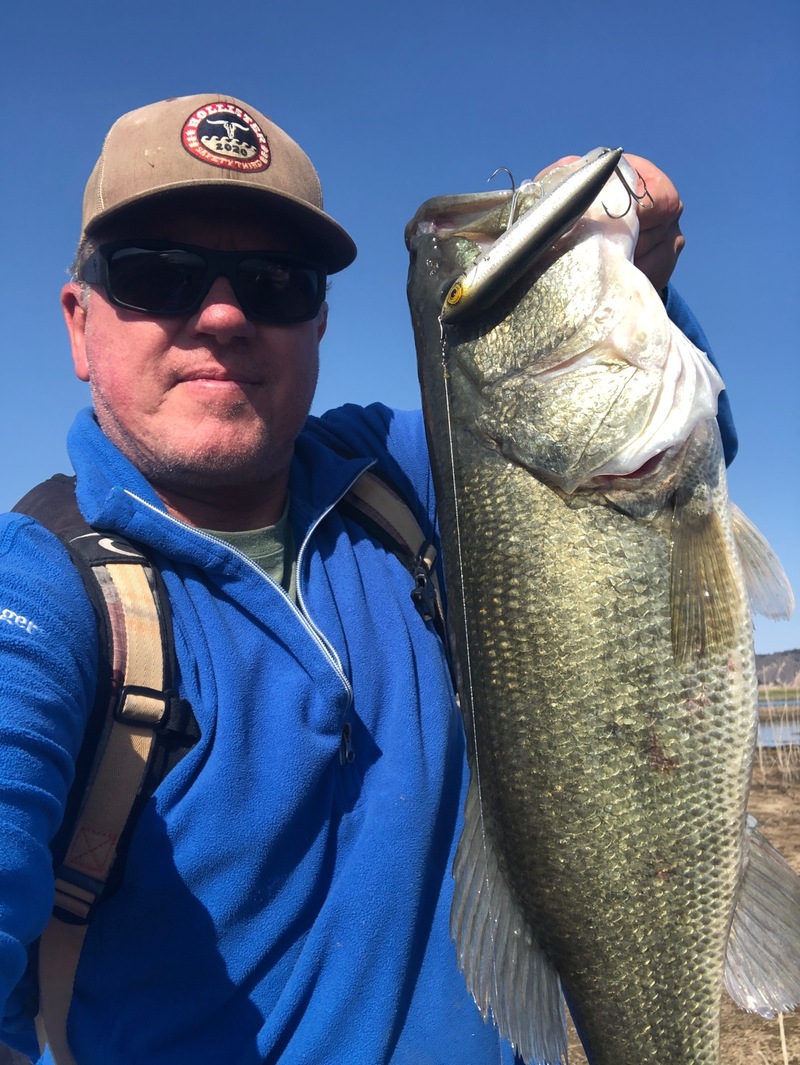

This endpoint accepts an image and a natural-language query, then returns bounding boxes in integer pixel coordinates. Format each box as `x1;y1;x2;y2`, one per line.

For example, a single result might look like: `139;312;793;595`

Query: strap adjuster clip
113;685;171;727
410;542;438;623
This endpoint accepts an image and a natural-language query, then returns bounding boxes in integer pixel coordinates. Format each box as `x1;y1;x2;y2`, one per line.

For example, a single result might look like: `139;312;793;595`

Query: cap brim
85;181;357;274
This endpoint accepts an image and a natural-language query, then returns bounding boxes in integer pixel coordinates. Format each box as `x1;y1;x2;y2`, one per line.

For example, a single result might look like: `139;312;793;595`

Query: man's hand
624;153;685;294
535;153;685;293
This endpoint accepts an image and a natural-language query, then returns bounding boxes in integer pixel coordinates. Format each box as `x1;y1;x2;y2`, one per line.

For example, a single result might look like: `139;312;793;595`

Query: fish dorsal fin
725;816;800;1017
730;503;795;620
451;772;567;1064
670;487;740;664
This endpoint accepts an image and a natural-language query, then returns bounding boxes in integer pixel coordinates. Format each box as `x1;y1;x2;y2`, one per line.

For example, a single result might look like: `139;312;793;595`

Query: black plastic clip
113;686;197;747
410;543;437;623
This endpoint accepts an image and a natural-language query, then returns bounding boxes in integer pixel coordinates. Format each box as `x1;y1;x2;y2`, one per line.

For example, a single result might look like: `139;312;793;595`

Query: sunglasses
80;241;327;324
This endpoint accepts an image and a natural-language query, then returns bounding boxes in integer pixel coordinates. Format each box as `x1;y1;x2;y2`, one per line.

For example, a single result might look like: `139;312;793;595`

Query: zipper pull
339;722;355;765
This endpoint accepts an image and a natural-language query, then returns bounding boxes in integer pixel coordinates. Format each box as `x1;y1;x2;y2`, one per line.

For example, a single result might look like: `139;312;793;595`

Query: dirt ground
567;752;800;1064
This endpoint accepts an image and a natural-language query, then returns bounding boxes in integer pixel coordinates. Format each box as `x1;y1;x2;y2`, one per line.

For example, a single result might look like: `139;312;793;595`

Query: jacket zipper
122;474;377;705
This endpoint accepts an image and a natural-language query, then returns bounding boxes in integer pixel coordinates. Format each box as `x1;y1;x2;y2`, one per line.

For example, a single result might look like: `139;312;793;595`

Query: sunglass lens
107;249;206;315
237;259;321;323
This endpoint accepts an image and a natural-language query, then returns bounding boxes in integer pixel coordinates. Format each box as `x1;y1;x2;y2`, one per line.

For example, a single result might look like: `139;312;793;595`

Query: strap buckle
410;542;439;623
113;684;171;727
114;685;196;745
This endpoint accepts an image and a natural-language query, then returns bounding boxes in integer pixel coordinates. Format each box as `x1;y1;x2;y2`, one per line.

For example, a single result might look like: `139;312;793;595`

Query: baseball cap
81;94;356;273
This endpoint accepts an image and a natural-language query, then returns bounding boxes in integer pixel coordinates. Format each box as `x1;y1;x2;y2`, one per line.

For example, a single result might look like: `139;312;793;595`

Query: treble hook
603;166;655;219
487;167;525;231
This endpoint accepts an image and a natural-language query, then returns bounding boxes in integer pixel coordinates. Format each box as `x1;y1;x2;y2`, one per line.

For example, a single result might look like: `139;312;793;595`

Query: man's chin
151;455;283;494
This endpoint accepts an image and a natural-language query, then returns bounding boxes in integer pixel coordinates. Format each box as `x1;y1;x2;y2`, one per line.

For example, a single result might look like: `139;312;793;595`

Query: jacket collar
67;407;374;567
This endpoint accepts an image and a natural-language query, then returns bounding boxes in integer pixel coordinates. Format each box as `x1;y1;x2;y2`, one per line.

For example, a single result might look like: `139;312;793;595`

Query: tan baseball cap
81;94;356;272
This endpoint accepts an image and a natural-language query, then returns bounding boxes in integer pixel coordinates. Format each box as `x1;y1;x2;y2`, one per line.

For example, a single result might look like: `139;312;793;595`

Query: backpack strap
341;469;447;647
13;476;197;1065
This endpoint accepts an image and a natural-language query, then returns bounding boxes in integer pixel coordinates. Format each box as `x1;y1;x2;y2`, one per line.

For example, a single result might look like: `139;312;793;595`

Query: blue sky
2;0;797;654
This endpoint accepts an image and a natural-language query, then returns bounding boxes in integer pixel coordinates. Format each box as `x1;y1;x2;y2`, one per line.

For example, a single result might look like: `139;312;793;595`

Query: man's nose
191;276;256;341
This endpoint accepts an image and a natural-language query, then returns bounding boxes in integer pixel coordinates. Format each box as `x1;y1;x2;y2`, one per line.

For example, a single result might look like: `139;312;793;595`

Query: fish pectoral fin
451;772;567;1064
724;816;800;1018
730;503;795;620
669;489;740;664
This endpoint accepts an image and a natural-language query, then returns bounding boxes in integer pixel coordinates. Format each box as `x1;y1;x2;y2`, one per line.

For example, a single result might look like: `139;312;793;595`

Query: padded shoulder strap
14;476;197;1065
13;474;86;536
341;468;448;647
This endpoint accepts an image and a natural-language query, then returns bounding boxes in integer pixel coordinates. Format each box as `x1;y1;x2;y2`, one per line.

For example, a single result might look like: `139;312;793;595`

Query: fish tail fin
451;773;568;1063
730;503;795;620
725;816;800;1017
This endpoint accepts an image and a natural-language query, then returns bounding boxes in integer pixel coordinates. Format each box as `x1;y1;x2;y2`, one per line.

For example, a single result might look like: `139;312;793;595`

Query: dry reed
755;687;800;789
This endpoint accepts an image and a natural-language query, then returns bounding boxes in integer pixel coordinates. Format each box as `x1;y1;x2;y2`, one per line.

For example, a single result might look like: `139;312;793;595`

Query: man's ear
62;282;90;381
316;301;328;342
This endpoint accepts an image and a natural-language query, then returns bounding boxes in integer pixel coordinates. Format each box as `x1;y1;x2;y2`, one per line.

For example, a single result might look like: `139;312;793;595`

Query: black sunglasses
80;241;327;324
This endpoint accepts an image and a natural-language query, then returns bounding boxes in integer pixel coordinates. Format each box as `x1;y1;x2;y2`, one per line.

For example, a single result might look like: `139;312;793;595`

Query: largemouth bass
405;151;800;1064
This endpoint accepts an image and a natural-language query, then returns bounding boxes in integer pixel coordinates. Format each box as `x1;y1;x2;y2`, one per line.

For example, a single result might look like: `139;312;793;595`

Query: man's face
62;199;327;522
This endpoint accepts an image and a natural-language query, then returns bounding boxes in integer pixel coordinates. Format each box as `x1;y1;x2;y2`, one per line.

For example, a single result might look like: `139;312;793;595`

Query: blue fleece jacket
0;288;735;1064
0;402;517;1065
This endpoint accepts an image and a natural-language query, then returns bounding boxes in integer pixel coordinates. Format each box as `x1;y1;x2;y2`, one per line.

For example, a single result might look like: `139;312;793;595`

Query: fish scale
406;150;798;1064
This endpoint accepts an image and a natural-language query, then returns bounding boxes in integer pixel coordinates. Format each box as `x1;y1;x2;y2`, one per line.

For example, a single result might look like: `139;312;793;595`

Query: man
0;94;735;1064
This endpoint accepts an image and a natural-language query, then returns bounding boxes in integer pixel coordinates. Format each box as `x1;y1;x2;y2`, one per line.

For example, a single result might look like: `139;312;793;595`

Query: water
758;717;800;748
759;698;800;711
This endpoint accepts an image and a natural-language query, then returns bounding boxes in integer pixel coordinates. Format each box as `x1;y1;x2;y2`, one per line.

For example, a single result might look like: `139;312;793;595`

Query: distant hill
756;648;800;688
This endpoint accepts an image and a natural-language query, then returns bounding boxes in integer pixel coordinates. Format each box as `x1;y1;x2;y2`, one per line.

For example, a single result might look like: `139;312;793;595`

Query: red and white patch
181;102;270;173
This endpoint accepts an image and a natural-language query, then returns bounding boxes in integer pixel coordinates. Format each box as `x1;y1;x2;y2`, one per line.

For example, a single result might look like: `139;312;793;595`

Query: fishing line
438;315;505;1047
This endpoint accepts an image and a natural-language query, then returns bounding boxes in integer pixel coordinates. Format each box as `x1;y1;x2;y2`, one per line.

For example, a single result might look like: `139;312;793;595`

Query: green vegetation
759;687;800;702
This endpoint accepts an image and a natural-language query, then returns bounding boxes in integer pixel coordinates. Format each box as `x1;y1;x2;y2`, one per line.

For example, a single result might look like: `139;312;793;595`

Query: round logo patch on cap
181;102;270;172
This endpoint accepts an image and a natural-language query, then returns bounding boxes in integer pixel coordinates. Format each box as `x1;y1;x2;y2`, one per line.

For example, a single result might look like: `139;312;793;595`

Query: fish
405;150;800;1064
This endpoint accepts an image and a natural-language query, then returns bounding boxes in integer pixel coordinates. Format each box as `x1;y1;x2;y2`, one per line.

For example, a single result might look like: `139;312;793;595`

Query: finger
634;224;686;292
624;154;683;232
532;155;579;182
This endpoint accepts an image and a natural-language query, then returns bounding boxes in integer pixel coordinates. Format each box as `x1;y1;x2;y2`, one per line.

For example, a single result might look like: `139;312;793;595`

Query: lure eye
445;280;464;307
